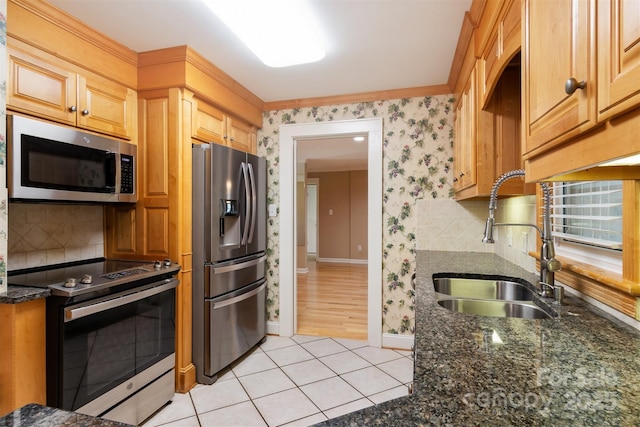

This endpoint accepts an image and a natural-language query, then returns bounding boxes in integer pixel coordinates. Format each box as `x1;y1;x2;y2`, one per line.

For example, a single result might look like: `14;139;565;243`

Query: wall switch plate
521;232;528;254
329;209;333;215
506;229;513;247
268;204;277;217
357;245;362;251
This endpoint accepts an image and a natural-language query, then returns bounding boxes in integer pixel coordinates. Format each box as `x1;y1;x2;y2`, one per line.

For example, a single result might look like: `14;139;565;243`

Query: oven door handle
65;279;178;322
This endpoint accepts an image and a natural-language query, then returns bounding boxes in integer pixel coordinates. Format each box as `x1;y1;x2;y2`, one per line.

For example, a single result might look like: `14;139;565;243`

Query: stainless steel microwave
7;115;137;203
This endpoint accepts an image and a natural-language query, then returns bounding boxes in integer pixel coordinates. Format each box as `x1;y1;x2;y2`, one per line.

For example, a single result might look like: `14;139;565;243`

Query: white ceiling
48;0;471;103
47;0;470;169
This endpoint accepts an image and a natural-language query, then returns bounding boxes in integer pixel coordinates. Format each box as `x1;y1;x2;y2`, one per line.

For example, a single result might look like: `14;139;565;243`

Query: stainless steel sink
437;298;551;319
433;277;535;301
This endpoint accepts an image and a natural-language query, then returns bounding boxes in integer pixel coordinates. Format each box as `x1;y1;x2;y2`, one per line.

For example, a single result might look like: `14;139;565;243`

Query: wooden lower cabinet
0;299;46;416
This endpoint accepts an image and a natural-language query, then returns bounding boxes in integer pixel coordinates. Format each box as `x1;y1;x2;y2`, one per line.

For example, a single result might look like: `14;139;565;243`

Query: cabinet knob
82;109;90;116
565;78;586;95
68;105;77;112
453;177;458;183
230;137;235;142
459;172;464;177
223;134;228;140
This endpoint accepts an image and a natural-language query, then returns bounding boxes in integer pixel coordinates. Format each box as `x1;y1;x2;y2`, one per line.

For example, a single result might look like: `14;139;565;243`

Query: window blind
550;181;623;250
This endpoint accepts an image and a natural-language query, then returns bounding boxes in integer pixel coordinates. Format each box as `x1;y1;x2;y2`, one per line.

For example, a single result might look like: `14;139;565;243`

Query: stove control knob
80;274;92;284
64;278;77;288
163;258;172;267
154;260;162;269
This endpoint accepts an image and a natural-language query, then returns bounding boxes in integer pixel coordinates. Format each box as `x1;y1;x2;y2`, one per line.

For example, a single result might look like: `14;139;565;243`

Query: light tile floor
142;335;413;427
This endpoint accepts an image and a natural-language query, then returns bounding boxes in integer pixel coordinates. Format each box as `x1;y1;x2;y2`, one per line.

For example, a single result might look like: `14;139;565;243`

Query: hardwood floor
296;260;368;340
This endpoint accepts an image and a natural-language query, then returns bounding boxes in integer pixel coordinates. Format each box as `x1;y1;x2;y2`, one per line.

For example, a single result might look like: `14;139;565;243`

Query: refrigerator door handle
213;281;266;309
247;162;257;244
210;255;267;275
240;162;251;245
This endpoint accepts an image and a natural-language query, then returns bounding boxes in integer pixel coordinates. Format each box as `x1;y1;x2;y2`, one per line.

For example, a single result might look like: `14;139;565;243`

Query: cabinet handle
453;177;458;183
68;105;77;112
459;172;464;177
565;78;586;95
82;109;90;116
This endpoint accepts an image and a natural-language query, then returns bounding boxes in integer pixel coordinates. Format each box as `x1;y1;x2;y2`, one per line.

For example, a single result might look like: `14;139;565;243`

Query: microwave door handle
247;162;257;244
240;162;251;245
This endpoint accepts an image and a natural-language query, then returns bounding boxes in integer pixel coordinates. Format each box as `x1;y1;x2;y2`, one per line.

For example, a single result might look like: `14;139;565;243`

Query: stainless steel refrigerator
192;143;267;385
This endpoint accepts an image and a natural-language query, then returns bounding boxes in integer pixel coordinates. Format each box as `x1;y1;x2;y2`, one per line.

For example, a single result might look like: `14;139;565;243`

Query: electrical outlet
357;245;362;251
521;232;528;254
506;228;513;247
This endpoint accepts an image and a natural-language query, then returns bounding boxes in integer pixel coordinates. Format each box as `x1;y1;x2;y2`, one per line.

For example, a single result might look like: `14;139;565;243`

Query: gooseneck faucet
482;169;563;301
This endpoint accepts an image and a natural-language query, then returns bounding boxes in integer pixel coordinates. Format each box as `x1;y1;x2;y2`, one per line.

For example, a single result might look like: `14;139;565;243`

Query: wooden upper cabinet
453;65;477;194
8;45;77;125
192;97;257;153
77;73;135;139
7;42;136;140
597;0;640;121
227;117;256;154
522;0;597;159
479;0;521;107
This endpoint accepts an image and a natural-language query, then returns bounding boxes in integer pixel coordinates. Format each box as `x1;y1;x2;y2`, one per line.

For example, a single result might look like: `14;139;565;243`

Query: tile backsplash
8;203;104;271
416;196;537;274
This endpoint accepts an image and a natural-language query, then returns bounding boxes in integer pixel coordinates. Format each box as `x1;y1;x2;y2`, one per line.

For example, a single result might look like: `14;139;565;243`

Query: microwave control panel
120;154;135;194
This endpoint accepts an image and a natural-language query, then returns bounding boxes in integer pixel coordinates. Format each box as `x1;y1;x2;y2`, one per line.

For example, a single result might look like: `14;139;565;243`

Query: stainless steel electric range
8;258;181;426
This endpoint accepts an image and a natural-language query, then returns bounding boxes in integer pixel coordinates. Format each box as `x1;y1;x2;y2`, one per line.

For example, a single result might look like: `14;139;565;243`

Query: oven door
58;279;177;414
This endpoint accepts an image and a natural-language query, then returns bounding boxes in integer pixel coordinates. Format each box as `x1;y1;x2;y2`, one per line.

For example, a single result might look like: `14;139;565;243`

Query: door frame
279;118;383;347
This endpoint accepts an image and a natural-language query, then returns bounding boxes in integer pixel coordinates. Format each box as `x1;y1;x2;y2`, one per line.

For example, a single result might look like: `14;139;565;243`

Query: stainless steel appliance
192;143;267;384
7;114;136;203
8;258;180;425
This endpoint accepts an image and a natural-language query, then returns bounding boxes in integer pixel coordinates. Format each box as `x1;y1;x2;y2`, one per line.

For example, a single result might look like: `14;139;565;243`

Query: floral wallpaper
0;0;7;294
257;95;454;335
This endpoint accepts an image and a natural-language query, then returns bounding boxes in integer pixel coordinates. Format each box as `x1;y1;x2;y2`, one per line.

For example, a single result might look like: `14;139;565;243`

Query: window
550;181;623;273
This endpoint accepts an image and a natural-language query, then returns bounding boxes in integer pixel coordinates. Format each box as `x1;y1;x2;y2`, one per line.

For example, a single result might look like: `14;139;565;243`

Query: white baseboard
382;333;414;350
266;321;280;336
316;257;368;265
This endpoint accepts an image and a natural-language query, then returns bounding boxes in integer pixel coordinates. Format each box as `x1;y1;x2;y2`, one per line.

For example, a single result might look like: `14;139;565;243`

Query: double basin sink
433;274;556;320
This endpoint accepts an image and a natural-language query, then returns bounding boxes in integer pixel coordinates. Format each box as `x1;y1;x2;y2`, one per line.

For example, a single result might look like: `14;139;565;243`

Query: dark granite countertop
0;404;133;427
317;251;640;426
0;286;49;304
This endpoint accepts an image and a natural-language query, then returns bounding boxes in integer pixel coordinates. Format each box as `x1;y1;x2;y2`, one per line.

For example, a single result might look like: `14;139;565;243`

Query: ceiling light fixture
203;0;326;68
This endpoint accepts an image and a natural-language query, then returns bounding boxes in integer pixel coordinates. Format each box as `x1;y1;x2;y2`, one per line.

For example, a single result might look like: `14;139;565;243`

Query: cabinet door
453;68;476;192
597;0;640;121
227;117;256;154
78;72;135;140
523;0;596;158
7;46;76;125
192;100;226;144
480;0;521;108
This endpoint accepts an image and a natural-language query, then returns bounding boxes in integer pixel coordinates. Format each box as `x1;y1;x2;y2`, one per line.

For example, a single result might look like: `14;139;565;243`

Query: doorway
306;179;318;259
279;119;383;347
